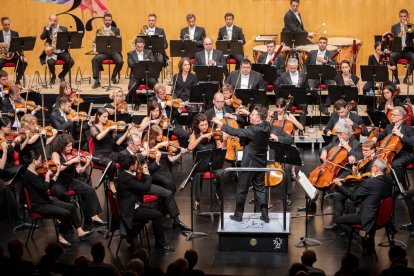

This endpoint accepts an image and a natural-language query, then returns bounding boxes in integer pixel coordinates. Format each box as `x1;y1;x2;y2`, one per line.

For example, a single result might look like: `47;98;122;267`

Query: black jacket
172;73;198;101
180;26;206;51
194;49;226;67
257;53;285;77
118;149;160;175
127;49;154;74
324;111;368;136
225;69;264;89
0;29;19;42
217;25;246;44
39;25;68;64
50;109;74;133
304;50;336;72
322;135;363;161
375;123;414;154
282;10;306;33
391;23;414;48
277;71;308;88
334;74;360;86
270;125;294;144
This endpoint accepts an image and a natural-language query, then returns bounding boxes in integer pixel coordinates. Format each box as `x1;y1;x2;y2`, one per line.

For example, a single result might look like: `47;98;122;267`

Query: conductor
212;106;271;223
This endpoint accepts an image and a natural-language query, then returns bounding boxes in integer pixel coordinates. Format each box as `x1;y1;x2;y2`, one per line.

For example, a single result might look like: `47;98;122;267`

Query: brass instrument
0;46;14;60
140;25;149;35
223;35;229;40
44;29;59;57
183;34;191;40
92;24;111;52
379;32;394;66
404;13;414;33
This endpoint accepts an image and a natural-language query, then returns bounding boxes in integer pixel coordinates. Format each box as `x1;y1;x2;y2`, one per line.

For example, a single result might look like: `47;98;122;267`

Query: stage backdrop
0;0;413;76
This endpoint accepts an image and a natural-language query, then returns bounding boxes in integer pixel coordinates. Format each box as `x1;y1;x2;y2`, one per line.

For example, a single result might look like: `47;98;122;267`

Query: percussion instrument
252;44;290;63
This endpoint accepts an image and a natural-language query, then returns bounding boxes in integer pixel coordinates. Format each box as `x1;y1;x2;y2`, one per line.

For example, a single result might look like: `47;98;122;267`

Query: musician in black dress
334;60;359;86
172;57;198;102
377;85;402;113
0;140;18;222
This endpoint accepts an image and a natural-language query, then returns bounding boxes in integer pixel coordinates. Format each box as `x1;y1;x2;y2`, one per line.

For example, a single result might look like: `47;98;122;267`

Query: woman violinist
51;133;106;226
0;139;19;222
54;81;71;110
104;88;129;115
187;113;224;212
142;124;186;193
22;150;92;246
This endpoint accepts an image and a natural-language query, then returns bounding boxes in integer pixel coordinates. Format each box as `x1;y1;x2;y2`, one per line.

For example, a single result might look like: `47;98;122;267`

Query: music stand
170;40;197;58
252;64;277;84
96;36;122;90
189;83;219;110
269;142;303;228
137;35;166;56
94;161;113;235
235;88;267;108
374;35;402;52
295;171;322;247
9;36;36;86
194;65;225;83
11;166;33;232
216;40;244;58
132;61;162;104
360;65;388;110
307;65;337;129
280;32;309;48
55;32;83;86
276;86;308;105
327;85;359;105
366;109;390;128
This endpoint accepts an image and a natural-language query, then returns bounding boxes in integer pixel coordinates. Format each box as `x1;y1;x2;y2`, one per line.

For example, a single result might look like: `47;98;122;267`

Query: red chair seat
170;135;179;141
203;172;215;179
190;58;195;64
406;163;414;170
3;62;16;67
319;84;328;90
397;58;409;65
143;194;159;203
101;59;115;65
55;59;66;65
181;107;188;113
265;84;274;91
227;58;237;64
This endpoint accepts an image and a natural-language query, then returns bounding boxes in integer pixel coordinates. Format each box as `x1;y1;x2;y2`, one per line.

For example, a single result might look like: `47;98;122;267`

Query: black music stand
366;109;390;128
194;65;225;83
137;35;166;56
9;36;36;86
280;32;309;48
96;36;122;90
189;82;219;110
55;32;83;86
374;35;402;52
132;61;162;103
327;85;359;106
216;40;244;57
276;86;308;105
94;161;113;236
360;65;388;110
252;64;277;84
307;65;337;129
170;40;197;58
235;88;267;108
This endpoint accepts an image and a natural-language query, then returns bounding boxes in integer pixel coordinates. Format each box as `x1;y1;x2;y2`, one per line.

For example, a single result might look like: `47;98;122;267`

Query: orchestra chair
347;197;393;259
2;61;17;82
107;190;150;255
226;58;237;73
198;171;220;222
44;59;65;87
100;59;120;90
24;187;59;245
396;59;413;83
87;138;120;180
47;188;84;222
133;84;151;110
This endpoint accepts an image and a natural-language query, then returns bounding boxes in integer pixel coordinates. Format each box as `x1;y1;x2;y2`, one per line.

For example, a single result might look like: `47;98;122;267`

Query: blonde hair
20;114;37;130
108;88;125;100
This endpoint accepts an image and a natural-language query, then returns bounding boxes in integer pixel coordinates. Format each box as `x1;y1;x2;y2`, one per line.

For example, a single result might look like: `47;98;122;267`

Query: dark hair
7;239;24;258
400;9;409;15
147;100;161;117
275;97;286;107
0;117;10;128
240;59;252;66
0;69;7;78
45;242;64;260
58;96;70;107
1;17;9;22
186;13;196;21
301;250;317;266
135;37;145;45
120;154;137;170
94;107;109;124
384;84;395;93
91;242;105;262
103;13;112;19
184;249;198;270
38;254;56;275
178;57;192;73
52;133;74;153
148;13;157;19
288;263;308;276
290;0;299;4
340;60;351;67
338;253;359;273
266;40;276;46
254;106;268;121
8;85;20;96
59;81;68;97
133;248;149;265
334;99;347;110
374;41;381;49
224;12;234;19
319;36;328;42
192;113;209;134
388;246;407;261
22;150;41;166
222;83;234;94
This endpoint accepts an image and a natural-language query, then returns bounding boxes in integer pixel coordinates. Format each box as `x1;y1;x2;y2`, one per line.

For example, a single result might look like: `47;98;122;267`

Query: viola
65;149;92;164
102;119;131;131
32;125;60;137
5;131;27;141
36;160;57;174
158;115;170;129
220;116;243;162
14;97;27;109
69;91;84;106
26;100;48;112
206;127;224;140
356;156;375;172
229;95;243;109
67;110;91;121
327;172;372;187
164;95;185;109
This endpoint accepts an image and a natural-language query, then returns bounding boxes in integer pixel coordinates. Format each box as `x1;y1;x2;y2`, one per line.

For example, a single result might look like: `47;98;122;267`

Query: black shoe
91;220;108;226
321;110;330;116
111;77;119;84
230;215;242;222
324;223;338;230
192;202;200;212
260;216;270;223
400;222;414;230
79;230;93;240
298;129;304;139
15;80;21;86
394;78;400;85
50;76;56;85
59;77;65;83
172;220;191;232
403;78;412;85
92;81;101;89
155;243;175;252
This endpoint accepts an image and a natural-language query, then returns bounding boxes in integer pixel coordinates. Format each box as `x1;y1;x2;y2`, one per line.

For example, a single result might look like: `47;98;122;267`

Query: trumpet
183;34;191;40
140;25;149;35
223;35;229;40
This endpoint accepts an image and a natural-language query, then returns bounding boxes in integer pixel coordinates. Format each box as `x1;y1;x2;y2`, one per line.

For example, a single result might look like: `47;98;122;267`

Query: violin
65;149;92;164
135;162;142;181
102;120;131;131
229;95;243;109
5;131;27;141
206;127;224;140
69;91;84;106
327;172;372;187
220;116;243;162
14;97;27;109
116;101;128;113
67;110;91;121
164;95;185;109
35;160;58;174
31;125;61;137
158;115;170;129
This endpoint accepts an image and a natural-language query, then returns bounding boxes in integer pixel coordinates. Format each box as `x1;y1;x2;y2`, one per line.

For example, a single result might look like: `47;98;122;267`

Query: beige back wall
1;0;413;76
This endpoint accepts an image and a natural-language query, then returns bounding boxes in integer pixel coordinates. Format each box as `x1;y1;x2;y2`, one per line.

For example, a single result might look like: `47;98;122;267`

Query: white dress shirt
289;71;299;86
226;26;233;40
316;50;327;65
188;27;195;40
265;52;275;64
401;23;407;48
214;107;224;120
147;28;155;35
59;109;68;122
240;74;250;89
292;10;302;24
2;30;11;44
136;50;144;61
205;50;213;65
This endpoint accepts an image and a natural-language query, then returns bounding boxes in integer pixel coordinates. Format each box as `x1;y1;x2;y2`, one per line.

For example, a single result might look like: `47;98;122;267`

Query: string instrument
206;127;224;141
67;110;92;121
158;136;186;155
35;160;57;174
268;43;285;65
135;162;142;181
69;91;84;106
65;149;92;165
229;95;244;109
164;95;186;109
31;125;61;137
273;114;295;136
265;162;284;187
355;156;375;174
328;172;372;187
375;132;403;166
158;115;170;129
221;116;243;162
116;101;128;113
308;144;349;191
102;119;130;131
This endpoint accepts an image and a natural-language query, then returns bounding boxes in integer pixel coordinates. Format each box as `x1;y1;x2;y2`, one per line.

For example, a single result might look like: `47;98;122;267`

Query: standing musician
116;154;174;251
0;17;27;85
22;150;93;247
0;69;9;97
50;134;106;226
92;13;123;89
362;42;397;93
334;60;359;87
257;40;286;78
372;106;414;189
282;0;314;42
194;37;226;67
217;12;246;70
390;9;414;85
276;58;308;130
225;59;264;89
179;13;206;52
188;113;224;212
50;97;79;135
40;14;74;85
212;106;271;222
126;37;156;104
324;99;368;137
145;13;168;64
333;158;392;256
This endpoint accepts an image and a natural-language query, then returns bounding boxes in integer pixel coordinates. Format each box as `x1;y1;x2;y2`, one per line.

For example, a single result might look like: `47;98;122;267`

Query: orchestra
3;0;414;257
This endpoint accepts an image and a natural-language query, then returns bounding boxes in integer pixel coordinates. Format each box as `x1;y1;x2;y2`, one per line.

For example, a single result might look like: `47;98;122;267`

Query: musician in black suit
39;14;74;85
212;106;271;222
373;106;414;189
126;37;156;104
217;12;245;70
205;92;244;125
1;85;27;128
194;37;226;67
390;9;414;85
257;40;286;78
116;154;174;251
146;13;168;65
324;99;369;137
92;13;123;88
0;17;27;85
50;97;79;135
225;59;264;89
334;158;392;255
282;0;314;42
180;13;206;52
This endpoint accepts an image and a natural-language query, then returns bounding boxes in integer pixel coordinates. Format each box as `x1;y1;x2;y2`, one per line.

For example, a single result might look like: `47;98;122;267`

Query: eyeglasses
391;113;402;116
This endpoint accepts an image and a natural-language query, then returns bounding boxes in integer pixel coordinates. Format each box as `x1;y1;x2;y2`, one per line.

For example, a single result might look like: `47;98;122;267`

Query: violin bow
75;81;81;114
113;89;117;133
166;74;178;140
41;92;46;129
38;127;50;172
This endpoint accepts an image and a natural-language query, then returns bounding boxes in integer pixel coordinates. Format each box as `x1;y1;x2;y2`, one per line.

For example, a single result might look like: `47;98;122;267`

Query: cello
220;109;243;162
375;131;403;167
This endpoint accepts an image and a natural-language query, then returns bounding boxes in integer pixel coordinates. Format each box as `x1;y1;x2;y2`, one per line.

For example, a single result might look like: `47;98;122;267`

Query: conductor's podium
218;212;290;252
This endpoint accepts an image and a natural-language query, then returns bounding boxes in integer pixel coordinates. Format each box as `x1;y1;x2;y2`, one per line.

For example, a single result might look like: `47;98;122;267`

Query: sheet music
298;171;318;200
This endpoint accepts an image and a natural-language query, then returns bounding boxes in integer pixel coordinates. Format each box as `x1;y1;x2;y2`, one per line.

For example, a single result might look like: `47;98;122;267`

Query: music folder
297;171;318;200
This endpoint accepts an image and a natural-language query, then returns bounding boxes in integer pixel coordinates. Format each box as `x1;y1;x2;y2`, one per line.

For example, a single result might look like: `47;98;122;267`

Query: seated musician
194;37;226;67
145;13;169;65
333;158;392;255
22;150;93;247
0;69;9;97
257;40;285;78
225;59;264;89
362;42;397;93
40;15;74;85
0;17;27;85
179;13;206;52
126;37;156;104
53;81;72;111
188;113;224;212
1;85;26;128
50;97;79;135
51;133;106;227
372;106;414;189
326;140;377;229
148;84;190;147
277;58;308;130
104;88;129;116
334;60;359;86
377;85;402;114
172;57;198;102
205;92;243;125
92;13;123;88
116;154;174;251
324;99;369;137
